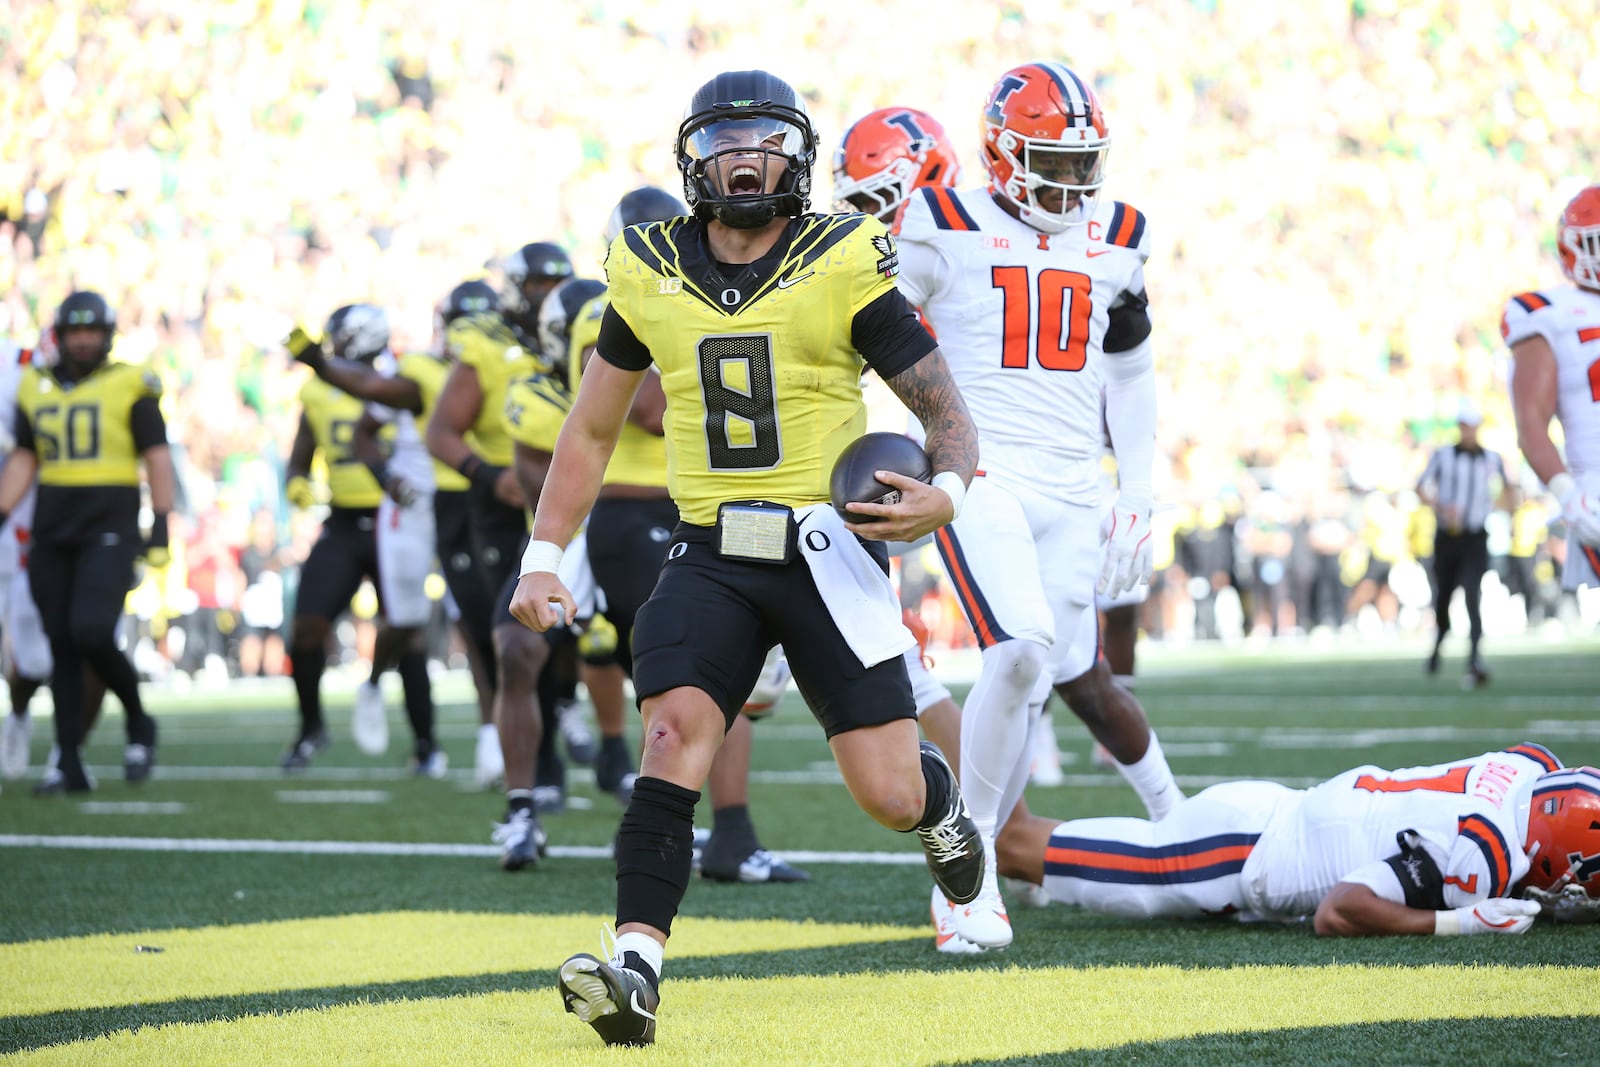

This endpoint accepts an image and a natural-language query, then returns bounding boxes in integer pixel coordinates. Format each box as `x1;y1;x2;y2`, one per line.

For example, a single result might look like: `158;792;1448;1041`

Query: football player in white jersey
289;307;443;775
989;743;1600;935
1505;184;1600;589
0;335;51;779
895;62;1181;950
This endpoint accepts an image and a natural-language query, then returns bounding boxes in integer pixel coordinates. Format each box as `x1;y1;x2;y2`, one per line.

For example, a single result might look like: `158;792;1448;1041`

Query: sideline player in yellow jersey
0;291;174;793
288;310;447;776
280;305;432;770
428;281;504;785
511;71;984;1046
428;245;580;798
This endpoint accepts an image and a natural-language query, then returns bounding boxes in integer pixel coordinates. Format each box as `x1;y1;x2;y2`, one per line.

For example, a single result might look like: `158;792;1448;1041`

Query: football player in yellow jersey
0;292;174;793
510;71;982;1047
562;185;810;885
428;247;573;793
289;309;452;777
280;305;432;771
427;281;504;784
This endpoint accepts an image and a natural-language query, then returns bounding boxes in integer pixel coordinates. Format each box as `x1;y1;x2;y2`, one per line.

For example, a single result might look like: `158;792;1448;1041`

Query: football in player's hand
829;432;932;522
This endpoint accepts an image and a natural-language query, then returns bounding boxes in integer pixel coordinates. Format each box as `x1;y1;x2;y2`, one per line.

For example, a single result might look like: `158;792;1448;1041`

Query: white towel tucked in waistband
558;526;605;621
795;504;915;669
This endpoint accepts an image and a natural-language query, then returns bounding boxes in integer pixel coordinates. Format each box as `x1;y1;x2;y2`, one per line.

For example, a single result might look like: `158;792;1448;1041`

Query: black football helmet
324;304;390;362
537;277;608;377
442;279;499;324
604;186;689;244
501;241;573;335
53;290;117;375
676;70;817;230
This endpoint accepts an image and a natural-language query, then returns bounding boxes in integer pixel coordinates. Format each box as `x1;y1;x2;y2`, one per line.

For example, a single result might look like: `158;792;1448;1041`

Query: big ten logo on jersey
656;278;684;296
984;236;1011;250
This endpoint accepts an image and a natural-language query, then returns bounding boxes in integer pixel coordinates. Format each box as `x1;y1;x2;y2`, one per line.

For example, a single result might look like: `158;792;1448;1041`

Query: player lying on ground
993;743;1600;934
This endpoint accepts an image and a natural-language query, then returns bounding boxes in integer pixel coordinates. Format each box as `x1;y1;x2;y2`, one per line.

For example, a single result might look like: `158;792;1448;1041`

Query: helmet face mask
1523;767;1600;896
52;291;116;376
677;71;817;230
832;107;961;225
982;62;1111;234
536;277;607;377
1558;186;1600;292
501;242;573;335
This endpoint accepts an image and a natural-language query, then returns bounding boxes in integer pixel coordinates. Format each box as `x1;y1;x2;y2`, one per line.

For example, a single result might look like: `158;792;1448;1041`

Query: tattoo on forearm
886;350;978;480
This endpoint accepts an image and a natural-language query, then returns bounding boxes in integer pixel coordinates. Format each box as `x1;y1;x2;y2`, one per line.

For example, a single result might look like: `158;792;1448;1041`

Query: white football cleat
930;886;983;955
0;713;30;780
946;856;1013;950
474;723;505;788
351;680;389;756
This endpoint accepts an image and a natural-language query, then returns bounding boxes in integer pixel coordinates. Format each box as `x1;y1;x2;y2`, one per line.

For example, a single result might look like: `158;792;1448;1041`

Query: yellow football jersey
445;312;546;466
605;214;899;524
569;291;670;491
17;361;162;487
398;351;469;492
299;377;383;508
503;372;571;455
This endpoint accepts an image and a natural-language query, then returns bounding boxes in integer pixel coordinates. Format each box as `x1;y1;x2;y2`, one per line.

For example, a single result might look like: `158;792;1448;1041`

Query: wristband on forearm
456;453;503;494
931;471;966;521
149;511;170;550
520;539;564;576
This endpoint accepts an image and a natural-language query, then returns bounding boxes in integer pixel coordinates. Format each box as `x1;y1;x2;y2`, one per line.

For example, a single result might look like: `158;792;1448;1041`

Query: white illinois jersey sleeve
366;352;434;493
1502;286;1600;483
896;186;1152;503
1242;743;1559;919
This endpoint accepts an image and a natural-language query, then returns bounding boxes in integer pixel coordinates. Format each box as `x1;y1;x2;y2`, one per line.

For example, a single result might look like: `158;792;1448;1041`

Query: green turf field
2;635;1597;1064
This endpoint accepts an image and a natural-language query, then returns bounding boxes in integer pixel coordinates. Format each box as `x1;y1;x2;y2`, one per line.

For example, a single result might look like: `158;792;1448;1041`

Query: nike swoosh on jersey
1085;248;1113;258
777;271;815;289
629;989;658;1020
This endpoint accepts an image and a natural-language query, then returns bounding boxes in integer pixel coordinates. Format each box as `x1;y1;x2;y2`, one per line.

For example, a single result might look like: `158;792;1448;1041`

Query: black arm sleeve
851;288;938;380
13;409;34;453
595;305;654;372
1103;288;1153;354
1383;831;1447;910
131;396;168;452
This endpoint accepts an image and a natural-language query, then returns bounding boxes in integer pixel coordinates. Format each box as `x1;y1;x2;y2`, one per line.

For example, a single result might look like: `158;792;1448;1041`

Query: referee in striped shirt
1416;400;1513;686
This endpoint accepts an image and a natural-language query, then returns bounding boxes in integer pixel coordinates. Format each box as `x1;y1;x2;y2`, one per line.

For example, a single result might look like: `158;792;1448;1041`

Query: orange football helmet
832;107;962;225
981;62;1110;233
1522;767;1600;895
1558;185;1600;292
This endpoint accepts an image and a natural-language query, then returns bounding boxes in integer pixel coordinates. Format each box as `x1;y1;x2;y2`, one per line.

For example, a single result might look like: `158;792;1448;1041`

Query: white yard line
0;833;928;865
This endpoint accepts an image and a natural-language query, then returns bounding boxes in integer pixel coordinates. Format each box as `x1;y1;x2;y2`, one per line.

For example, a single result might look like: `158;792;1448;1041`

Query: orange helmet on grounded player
1558;185;1600;292
1522;767;1600;895
981;62;1109;234
832;107;961;225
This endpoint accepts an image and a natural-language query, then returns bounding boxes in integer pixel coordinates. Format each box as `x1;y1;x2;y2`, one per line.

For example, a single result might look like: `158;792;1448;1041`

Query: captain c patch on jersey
871;233;900;279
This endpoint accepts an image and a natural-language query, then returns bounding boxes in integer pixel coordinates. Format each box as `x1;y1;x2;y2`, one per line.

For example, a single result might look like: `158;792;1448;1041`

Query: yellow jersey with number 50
604;214;901;524
17;361;161;487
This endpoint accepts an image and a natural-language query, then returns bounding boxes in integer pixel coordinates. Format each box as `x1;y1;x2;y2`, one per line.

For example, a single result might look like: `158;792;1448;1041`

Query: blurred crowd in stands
4;0;1596;680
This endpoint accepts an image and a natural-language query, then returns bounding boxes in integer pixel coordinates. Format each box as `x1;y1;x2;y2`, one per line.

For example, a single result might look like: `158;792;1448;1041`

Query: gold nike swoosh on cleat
629;989;657;1021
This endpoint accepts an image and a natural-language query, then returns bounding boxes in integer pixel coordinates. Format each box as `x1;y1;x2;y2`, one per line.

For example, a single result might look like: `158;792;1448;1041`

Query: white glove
1433;898;1540;936
1550;473;1600;547
1099;502;1153;600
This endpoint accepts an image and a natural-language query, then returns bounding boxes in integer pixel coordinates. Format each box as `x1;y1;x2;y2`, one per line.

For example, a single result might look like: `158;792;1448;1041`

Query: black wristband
0;510;9;531
148;511;170;550
365;458;392;487
458;454;502;494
